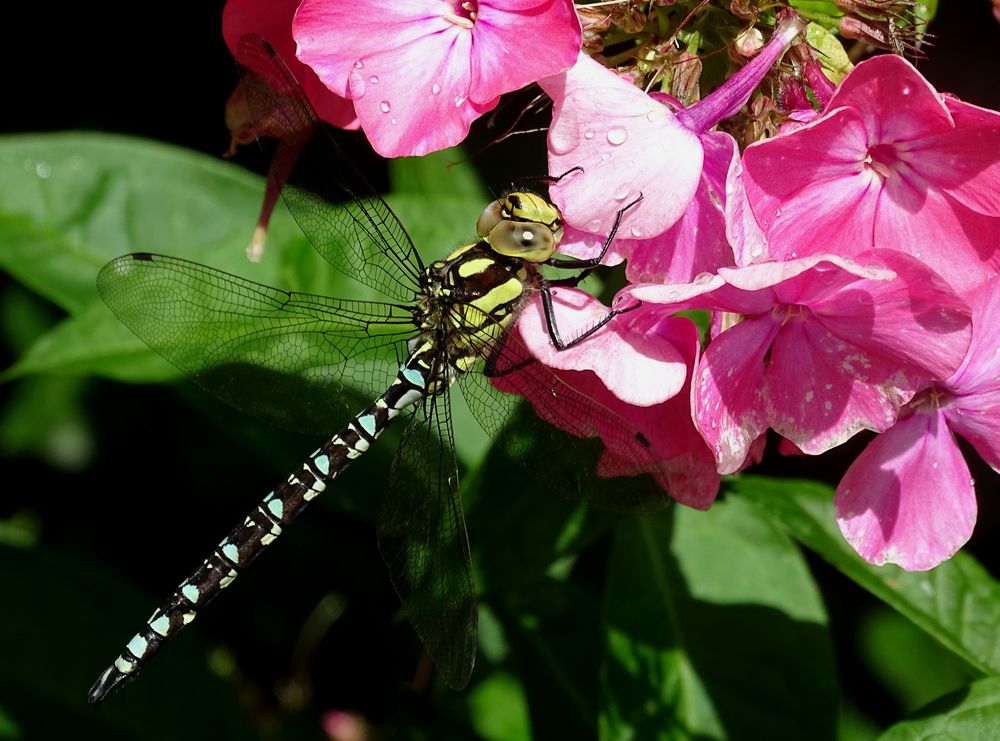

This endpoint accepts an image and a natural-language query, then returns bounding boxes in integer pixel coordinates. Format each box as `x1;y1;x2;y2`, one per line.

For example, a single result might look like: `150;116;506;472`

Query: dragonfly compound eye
487;220;556;262
476;199;504;240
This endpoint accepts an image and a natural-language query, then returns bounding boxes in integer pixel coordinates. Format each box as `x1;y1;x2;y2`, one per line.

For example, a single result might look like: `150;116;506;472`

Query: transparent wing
378;386;477;690
456;302;672;513
236;34;424;302
98;253;417;434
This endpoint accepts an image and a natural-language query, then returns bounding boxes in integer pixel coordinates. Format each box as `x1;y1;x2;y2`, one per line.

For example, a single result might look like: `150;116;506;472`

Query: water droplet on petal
379;100;391;113
391;118;398;125
354;60;364;69
34;161;52;178
600;152;611;161
583;129;594;140
607;127;628;145
613;188;630;201
454;95;467;108
369;75;379;84
431;83;441;95
629;225;643;238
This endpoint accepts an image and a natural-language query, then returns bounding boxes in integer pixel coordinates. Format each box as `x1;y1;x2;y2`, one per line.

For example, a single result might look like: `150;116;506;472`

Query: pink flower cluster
222;1;1000;571
524;42;1000;571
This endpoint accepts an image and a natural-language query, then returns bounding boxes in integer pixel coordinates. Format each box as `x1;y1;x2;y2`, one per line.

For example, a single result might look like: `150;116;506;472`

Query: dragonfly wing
378;386;477;690
458;312;672;513
98;253;416;435
236;34;424;303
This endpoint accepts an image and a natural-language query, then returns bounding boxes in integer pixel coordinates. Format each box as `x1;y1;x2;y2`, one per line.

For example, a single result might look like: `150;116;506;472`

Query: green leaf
859;607;973;714
600;496;836;740
390;146;486;201
806;22;853;83
2;301;176;382
468;671;532;741
0;133;302;313
735;476;1000;676
878;677;1000;740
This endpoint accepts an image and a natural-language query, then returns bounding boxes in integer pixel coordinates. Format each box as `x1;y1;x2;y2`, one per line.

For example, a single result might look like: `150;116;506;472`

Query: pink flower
621;251;972;475
837;279;1000;570
501;290;720;509
292;0;581;157
538;12;805;267
740;54;1000;293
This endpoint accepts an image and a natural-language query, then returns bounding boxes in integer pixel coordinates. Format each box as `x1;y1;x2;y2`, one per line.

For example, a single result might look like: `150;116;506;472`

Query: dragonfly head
476;192;564;263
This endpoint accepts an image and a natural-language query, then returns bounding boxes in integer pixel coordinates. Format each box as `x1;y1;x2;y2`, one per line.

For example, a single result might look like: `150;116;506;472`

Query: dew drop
391;118;398;125
583;129;594;140
34;161;52;179
629;225;643;238
454;95;467;108
379;100;391;113
613;188;630;201
431;83;441;95
369;75;380;84
353;60;364;69
607;127;628;145
600;152;611;161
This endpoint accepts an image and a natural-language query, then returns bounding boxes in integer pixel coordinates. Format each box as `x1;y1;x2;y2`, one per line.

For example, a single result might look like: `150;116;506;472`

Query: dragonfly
88;34;664;705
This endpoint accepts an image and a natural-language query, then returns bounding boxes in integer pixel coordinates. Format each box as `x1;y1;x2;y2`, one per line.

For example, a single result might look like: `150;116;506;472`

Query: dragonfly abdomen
88;343;436;705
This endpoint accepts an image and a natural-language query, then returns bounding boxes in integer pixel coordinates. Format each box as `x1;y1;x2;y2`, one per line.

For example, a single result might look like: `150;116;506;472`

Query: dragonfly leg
543;193;644;284
539;281;642;351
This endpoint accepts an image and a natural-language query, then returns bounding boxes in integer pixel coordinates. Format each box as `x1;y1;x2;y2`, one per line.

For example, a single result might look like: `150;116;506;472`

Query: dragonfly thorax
414;241;540;378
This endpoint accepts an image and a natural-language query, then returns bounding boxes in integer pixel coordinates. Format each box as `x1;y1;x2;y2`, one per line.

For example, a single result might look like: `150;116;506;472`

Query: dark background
2;1;999;736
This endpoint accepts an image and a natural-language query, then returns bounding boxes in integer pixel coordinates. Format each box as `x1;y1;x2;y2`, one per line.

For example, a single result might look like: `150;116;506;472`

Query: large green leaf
735;476;1000;676
600;496;836;740
878;676;1000;740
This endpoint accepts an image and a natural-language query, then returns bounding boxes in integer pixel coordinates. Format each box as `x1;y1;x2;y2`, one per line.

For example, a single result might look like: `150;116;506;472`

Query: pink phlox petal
517;288;690;406
723;133;769;266
470;0;581;103
947;279;1000;393
777;109;819;135
942;280;1000;471
871;162;1000;294
811;250;972;382
294;0;452;98
555;224;629;265
742;107;881;259
764;318;911;454
619;272;725;309
901;99;1000;218
836;409;976;571
826;54;954;143
692;315;779;474
777;436;806;457
718;253;893;297
348;30;498;157
625;130;736;283
541;52;703;240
